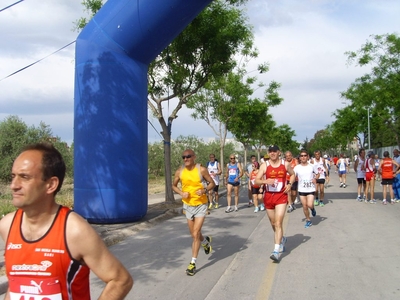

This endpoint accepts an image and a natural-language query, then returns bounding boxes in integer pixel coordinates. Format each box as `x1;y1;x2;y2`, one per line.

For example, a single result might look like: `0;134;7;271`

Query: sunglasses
230;157;235;159
300;154;308;157
182;155;193;159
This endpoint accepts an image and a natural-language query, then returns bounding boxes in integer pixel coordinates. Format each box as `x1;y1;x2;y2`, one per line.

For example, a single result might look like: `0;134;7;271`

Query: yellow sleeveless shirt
180;164;207;206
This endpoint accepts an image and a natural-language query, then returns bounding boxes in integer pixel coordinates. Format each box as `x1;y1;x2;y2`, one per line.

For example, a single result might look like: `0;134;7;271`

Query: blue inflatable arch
74;0;212;223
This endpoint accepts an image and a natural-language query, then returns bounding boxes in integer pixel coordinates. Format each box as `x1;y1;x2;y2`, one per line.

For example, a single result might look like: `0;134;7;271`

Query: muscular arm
67;213;133;300
172;168;186;197
254;164;266;186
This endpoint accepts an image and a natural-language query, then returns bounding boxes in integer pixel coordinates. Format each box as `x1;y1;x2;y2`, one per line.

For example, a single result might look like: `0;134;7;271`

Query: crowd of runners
172;146;400;276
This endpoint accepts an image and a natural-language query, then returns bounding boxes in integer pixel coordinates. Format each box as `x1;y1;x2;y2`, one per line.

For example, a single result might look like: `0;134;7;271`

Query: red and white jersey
5;206;90;300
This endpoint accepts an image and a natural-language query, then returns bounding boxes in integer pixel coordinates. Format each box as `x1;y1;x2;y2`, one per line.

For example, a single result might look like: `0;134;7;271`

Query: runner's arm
67;213;133;300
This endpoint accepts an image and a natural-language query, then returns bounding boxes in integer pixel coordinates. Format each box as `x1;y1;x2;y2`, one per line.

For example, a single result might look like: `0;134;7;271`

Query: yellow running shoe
186;263;196;276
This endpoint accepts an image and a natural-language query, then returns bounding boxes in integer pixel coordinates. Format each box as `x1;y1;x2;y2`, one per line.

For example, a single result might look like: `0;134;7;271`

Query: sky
1;0;399;146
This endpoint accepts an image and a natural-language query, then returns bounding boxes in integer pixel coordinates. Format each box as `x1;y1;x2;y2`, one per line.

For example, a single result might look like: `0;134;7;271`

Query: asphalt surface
2;172;400;299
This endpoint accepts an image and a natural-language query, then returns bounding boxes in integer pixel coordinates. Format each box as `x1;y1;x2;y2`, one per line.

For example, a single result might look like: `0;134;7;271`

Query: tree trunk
160;119;176;203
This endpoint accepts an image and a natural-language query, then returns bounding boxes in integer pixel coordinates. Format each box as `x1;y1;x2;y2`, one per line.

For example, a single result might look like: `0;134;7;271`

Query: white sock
191;257;197;264
274;244;280;252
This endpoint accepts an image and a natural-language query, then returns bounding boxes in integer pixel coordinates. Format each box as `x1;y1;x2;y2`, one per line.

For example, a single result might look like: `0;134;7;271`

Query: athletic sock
191;257;197;264
201;238;208;246
274;244;280;252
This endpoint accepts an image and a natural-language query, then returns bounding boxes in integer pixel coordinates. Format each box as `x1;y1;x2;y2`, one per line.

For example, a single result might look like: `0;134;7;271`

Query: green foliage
74;0;104;31
306;127;340;155
148;137;236;177
0;116;73;183
341;33;400;147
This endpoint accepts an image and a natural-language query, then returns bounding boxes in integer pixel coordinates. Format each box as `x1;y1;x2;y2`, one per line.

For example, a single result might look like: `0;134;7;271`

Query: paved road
3;171;400;299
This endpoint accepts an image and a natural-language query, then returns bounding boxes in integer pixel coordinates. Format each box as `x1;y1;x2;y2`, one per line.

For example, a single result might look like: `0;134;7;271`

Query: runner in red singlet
255;145;295;262
0;143;133;299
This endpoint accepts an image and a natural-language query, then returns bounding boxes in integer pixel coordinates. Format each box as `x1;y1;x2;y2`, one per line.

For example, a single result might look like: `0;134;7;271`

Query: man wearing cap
255;145;295;262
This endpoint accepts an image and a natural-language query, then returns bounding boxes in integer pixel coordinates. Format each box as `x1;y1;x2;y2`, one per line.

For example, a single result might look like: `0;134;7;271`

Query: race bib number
9;277;62;300
267;179;283;192
302;179;314;189
229;169;237;175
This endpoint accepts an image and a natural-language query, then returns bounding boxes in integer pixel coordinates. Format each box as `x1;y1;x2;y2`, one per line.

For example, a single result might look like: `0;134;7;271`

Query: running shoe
356;196;362;201
294;198;301;205
395;198;400;203
314;199;319;206
311;208;316;217
208;203;213;209
186;263;196;276
260;203;265;211
254;207;259;213
214;203;219;209
382;199;387;205
270;251;280;262
364;199;369;203
370;199;377;204
391;199;395;205
225;207;233;213
279;236;287;253
319;201;324;207
343;184;347;188
235;206;238;212
287;205;295;213
340;183;343;187
202;236;212;254
304;220;313;228
248;200;253;207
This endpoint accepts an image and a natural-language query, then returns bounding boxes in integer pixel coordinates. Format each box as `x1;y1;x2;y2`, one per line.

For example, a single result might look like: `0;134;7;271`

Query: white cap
323;155;327;158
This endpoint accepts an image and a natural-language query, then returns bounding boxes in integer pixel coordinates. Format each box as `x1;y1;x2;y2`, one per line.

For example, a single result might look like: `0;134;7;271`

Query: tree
0;116;73;182
187;50;282;171
342;33;400;147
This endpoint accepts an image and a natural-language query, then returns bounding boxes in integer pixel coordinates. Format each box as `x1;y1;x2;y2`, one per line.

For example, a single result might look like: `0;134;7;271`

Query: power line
0;40;76;82
148;118;163;140
0;0;24;13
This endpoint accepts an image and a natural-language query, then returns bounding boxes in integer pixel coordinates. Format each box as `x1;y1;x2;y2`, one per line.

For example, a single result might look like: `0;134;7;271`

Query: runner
285;151;298;213
378;151;400;205
310;150;329;207
255;145;295;262
365;151;376;203
225;154;243;212
353;149;367;201
337;154;348;188
206;154;222;209
172;149;215;276
293;149;318;228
